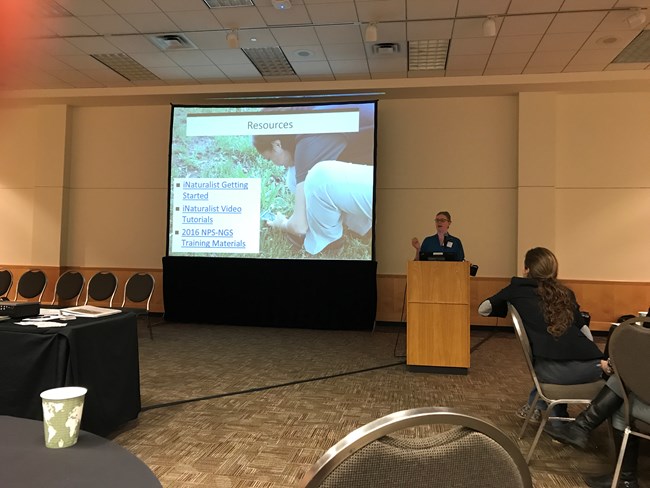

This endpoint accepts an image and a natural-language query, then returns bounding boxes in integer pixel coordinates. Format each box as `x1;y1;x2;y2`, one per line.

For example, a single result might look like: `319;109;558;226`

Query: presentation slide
167;102;377;260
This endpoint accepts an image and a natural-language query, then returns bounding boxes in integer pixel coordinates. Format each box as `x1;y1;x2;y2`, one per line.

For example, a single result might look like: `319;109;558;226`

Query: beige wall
555;92;650;281
1;86;649;287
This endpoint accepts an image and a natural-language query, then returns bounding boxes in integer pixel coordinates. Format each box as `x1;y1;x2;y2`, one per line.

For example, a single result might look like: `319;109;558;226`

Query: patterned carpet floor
110;322;649;487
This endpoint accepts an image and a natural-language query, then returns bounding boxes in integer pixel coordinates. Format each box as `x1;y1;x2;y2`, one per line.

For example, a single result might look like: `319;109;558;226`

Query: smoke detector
271;0;292;10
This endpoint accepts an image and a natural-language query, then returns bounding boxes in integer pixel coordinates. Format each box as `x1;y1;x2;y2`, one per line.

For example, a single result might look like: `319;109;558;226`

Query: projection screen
166;101;377;261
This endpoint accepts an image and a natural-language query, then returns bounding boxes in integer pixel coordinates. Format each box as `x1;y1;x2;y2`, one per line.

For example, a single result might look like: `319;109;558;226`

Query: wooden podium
406;260;470;374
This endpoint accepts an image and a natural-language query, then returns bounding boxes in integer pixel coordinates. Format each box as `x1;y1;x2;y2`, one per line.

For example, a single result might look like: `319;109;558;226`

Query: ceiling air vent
149;34;197;51
372;43;400;55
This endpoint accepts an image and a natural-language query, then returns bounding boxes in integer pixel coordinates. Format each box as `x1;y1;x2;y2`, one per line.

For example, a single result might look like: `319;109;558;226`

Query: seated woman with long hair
479;247;607;421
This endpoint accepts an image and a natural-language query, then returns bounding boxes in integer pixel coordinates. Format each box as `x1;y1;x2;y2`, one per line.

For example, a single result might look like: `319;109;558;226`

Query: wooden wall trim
3;264;648;329
377;274;650;332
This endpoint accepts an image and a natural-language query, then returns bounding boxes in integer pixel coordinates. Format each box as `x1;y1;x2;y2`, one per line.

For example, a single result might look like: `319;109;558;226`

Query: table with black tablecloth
0;415;160;487
0;312;141;436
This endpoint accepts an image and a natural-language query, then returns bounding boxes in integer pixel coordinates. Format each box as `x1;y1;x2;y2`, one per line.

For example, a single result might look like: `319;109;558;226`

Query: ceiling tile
219;64;264;79
449;37;495;55
457;0;509;17
43;17;98;36
129;51;177;68
166;11;224;31
107;34;160;53
537;32;590;51
67;36;123;54
407;20;454;40
485;51;531;69
211;6;266;29
165;50;214;66
183;65;227;79
284;45;326;62
78;15;139;35
55;0;116;16
492;34;541;54
526;49;575;68
152;0;209;11
499;14;554;37
120;13;179;32
582;29;639;50
356;0;406;23
569;47;620;65
256;5;312;26
204;49;250;64
322;43;366;60
329;59;369;75
560;0;616;11
291;60;333;75
306;3;359;23
507;0;562;15
315;24;363;44
446;53;489;70
406;0;457;20
103;0;161;14
547;11;606;34
271;26;319;46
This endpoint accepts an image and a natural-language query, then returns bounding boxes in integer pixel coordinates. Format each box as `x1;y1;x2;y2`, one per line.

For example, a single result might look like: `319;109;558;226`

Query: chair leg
519;391;540;439
526;408;550;464
611;428;631;488
146;314;153;340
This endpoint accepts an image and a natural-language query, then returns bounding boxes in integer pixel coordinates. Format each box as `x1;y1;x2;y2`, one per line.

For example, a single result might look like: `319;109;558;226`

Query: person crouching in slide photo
252;132;373;255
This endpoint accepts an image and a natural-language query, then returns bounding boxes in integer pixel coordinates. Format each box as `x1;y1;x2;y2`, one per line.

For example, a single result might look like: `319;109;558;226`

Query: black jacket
484;277;603;361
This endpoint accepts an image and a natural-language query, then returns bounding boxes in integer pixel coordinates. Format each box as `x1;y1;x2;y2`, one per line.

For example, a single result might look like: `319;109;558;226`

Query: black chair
13;269;47;302
120;272;156;339
50;271;85;306
298;407;532;488
84;271;118;307
0;269;12;299
608;316;650;487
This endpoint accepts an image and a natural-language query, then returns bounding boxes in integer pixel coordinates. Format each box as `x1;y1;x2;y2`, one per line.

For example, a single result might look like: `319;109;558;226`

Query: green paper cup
40;386;87;449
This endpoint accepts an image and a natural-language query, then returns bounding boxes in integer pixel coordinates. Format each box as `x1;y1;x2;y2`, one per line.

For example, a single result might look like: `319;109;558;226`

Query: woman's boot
585;430;639;488
543;386;623;449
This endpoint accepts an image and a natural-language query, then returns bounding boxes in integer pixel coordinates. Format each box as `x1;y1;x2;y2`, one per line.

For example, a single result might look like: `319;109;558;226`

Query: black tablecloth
0;312;141;436
0;415;161;487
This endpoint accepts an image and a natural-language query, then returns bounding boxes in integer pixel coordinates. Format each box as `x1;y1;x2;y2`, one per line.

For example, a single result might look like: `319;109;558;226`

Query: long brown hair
524;247;574;338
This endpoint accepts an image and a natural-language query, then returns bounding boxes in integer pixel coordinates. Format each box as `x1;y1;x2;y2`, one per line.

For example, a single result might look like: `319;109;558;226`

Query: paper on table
62;305;121;318
15;320;67;327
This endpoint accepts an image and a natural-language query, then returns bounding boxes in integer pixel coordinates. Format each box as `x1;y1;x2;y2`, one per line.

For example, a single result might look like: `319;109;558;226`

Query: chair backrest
14;269;47;302
51;271;85;306
508;304;543;394
298;407;532;488
121;273;155;310
0;269;12;298
84;271;118;307
609;317;650;410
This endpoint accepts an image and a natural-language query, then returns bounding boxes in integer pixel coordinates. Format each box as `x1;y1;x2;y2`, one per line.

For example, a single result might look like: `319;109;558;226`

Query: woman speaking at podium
411;211;465;261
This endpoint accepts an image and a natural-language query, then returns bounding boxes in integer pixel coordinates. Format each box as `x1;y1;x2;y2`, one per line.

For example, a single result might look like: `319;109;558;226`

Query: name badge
446;241;453;248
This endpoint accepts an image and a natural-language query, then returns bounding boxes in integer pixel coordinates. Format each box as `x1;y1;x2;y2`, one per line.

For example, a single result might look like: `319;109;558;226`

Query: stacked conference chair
84;271;118;307
608;316;650;487
508;304;605;463
119;272;156;339
13;269;47;302
50;271;85;306
0;269;12;299
298;407;532;488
